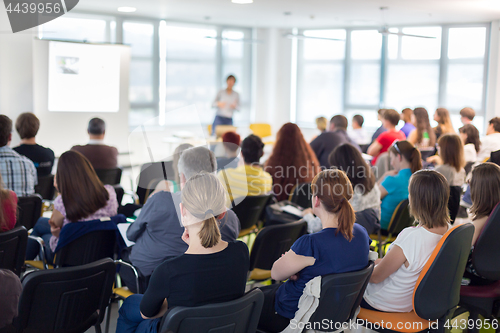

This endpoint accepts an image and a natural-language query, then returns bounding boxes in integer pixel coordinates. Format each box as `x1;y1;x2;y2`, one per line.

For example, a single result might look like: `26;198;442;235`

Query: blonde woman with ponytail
117;172;249;333
257;169;370;333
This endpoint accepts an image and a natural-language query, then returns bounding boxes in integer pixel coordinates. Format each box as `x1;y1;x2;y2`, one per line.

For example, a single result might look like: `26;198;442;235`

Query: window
39;15;114;43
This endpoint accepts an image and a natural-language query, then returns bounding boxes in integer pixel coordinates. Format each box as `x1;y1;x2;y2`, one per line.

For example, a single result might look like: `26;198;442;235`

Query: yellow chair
250;123;272;139
207;124;212;135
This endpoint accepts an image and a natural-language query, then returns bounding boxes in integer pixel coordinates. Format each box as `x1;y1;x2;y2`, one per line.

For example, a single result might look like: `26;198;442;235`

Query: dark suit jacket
310;130;360;168
71;144;118;169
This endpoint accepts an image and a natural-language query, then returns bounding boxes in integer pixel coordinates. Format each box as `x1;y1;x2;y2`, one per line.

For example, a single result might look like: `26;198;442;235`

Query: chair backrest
16;258;115;333
470;203;500;281
232;194;273;230
34;174;56;200
249;123;272;138
0;226;27;276
413;224;473;320
308;262;375;330
387;199;414;235
16;194;43;230
360;144;370;154
374;152;392;181
289;182;312;209
159;289;264;333
137;161;175;204
249;220;308;271
95;168;122;185
113;185;124;207
419;148;436;161
448;186;462;224
464;161;474;176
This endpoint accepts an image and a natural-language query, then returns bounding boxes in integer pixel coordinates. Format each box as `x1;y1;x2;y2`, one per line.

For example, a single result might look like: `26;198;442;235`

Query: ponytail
390;141;422;174
336;199;355;241
199;216;221;248
410;149;422;174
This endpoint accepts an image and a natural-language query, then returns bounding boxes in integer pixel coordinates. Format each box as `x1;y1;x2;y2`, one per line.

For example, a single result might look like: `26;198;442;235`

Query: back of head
241;134;264;164
438;134;465;172
222;131;241;153
173;143;194;184
459;124;481;153
401;108;413;123
378;109;386;116
311;169;355;240
178;146;217;180
57;150;109;222
414;107;436;146
389;140;422;173
460;107;475;121
316;117;327;132
409;170;450;228
436;108;454;132
0;268;22;328
88;117;105;135
470;162;500;220
383;109;400;127
330;115;348;130
489;117;500;133
15;113;40;139
328;143;375;194
181;172;227;248
353;114;364;127
0;115;12;147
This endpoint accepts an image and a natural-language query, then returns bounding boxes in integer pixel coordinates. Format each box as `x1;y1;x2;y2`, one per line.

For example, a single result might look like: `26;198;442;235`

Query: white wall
486;20;500;121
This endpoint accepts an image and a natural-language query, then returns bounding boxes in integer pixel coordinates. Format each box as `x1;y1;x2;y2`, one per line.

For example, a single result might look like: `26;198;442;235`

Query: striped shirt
0;146;37;197
218;164;272;203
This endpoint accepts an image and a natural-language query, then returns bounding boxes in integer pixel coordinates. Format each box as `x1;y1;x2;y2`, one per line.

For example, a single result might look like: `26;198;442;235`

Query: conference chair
12;258;115;333
419;147;437;161
360;143;370;154
232;194;273;238
113;184;124;207
448;186;462;224
373;152;392;181
16;194;42;230
158;289;264;333
250;123;272;139
95;167;122;185
370;199;414;256
288;182;312;209
358;224;474;333
136;161;175;205
248;220;308;282
34;174;56;200
459;203;500;332
0;226;27;277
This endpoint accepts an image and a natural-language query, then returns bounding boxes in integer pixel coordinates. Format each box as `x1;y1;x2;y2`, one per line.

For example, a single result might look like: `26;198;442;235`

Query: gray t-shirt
212;89;240;118
435;164;466;187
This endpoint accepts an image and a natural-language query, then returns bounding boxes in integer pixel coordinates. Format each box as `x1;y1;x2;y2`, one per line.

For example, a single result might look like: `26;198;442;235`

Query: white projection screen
48;41;121;112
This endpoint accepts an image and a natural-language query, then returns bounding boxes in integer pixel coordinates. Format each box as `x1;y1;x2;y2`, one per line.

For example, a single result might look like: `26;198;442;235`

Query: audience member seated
368;109;406;165
0;115;37;197
476;117;500;164
13;112;55;177
0;172;17;233
264;123;320;202
362;170;450;312
310;115;359;168
349;114;370;145
371;109;387;143
123;147;240;293
216;131;241;171
316;116;327;134
257;169;370;332
0;269;22;329
71;117;118;170
427;134;466;186
302;143;381;234
378;141;422;230
459;124;481;164
26;151;118;264
171;143;194;193
460;107;476;125
463;163;500;285
400;108;415;138
407;107;436;150
116;173;249;333
218;135;272;203
433;107;455;140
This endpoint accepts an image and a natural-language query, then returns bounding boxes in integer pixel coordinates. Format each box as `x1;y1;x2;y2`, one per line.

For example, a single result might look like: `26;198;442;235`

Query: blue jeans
212;115;233;135
462;185;472;206
26;217;55;263
116;294;161;333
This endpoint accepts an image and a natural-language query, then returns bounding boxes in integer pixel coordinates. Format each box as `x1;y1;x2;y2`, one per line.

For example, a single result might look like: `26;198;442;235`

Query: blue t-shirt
400;123;416;138
380;168;412;229
274;224;370;319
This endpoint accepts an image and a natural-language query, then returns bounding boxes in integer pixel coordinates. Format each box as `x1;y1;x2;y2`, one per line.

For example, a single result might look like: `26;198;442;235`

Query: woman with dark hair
257;169;370;332
459;124;481;163
26;150;118;263
378;140;422;230
265;123;320;202
0;172;17;232
407;107;436;149
427;134;466;186
433;108;455;139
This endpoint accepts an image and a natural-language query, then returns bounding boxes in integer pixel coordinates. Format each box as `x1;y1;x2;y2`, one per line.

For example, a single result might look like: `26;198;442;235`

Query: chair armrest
115;259;140;294
27;235;48;270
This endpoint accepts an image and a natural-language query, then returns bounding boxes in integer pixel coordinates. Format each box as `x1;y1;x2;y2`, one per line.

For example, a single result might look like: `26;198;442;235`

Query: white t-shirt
476;133;500;164
463;143;477;164
363;225;447;312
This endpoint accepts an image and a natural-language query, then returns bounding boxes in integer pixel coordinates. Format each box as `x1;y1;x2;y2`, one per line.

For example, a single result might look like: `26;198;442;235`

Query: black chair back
413;224;473;320
137;161;175;204
289;182;312;209
448;186;462;224
113;185;124;207
232;194;273;230
308;262;375;330
95;168;122;185
16;194;42;230
0;226;27;276
15;258;115;333
34;174;56;200
159;289;264;333
419;148;437;161
249;220;307;271
464;161;474;175
387;199;414;235
470;203;500;281
360;144;370;154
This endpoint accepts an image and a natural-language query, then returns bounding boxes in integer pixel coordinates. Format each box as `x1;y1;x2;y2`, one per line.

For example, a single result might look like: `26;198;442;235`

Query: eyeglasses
392;140;401;154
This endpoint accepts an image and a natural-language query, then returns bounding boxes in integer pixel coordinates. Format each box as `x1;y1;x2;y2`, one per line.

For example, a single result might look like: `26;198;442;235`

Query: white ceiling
75;0;500;28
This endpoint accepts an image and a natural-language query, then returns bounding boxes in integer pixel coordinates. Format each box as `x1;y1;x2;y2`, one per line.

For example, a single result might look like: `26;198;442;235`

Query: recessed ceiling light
231;0;253;4
117;7;137;12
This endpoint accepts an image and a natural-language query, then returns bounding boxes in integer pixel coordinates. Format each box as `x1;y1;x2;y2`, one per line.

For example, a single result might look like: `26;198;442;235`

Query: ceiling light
231;0;253;4
117;7;137;13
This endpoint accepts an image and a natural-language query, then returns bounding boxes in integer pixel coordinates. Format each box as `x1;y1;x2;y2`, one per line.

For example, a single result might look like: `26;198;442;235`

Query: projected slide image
56;56;80;74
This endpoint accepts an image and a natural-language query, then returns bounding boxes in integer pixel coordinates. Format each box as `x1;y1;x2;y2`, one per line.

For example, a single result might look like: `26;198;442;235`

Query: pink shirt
49;185;118;252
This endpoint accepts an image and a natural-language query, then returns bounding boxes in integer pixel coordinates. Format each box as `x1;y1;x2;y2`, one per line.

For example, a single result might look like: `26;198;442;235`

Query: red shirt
1;191;17;232
372;130;406;165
